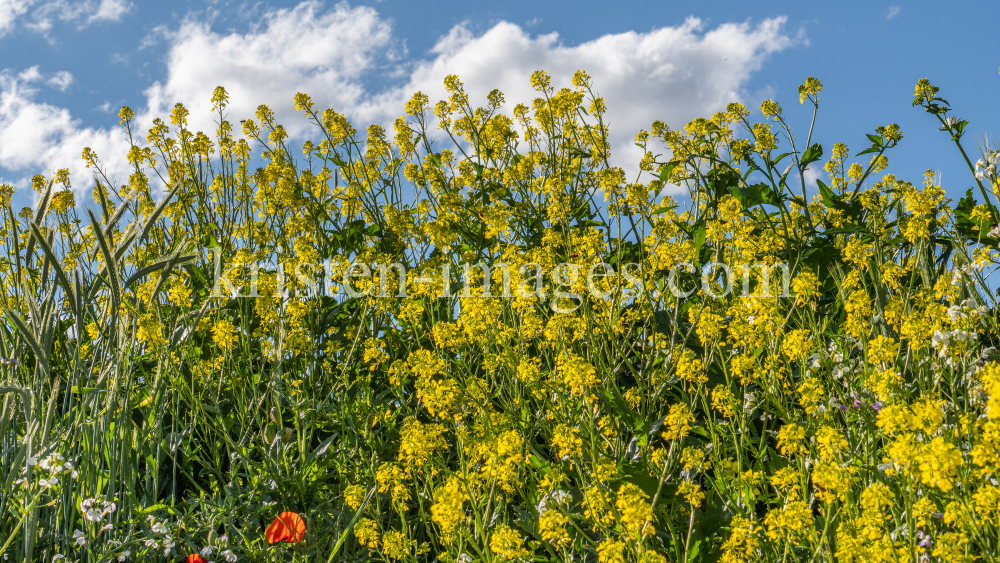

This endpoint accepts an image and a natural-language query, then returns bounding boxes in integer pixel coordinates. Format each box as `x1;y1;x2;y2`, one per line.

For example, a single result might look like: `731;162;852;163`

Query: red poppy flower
186;555;207;563
266;511;306;544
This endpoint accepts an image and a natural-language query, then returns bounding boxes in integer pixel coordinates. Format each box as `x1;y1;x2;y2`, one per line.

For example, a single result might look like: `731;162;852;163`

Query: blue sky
1;0;999;210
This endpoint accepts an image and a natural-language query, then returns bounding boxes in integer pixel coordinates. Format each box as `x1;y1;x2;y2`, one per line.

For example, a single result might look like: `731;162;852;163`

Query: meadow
1;69;999;562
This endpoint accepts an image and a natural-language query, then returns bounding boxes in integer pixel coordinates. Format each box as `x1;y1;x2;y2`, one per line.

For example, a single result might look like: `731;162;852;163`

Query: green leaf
731;182;783;207
954;188;998;245
817;179;862;222
658;161;680;184
800;143;823;167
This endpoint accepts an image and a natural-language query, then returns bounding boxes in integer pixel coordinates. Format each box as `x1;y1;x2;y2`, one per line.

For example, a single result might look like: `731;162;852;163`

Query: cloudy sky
1;0;999;209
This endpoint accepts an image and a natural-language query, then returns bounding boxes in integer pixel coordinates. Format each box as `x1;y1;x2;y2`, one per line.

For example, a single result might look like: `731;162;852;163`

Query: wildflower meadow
2;69;1000;562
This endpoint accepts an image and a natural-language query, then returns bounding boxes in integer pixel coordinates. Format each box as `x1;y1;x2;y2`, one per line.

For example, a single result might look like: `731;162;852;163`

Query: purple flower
871;402;883;413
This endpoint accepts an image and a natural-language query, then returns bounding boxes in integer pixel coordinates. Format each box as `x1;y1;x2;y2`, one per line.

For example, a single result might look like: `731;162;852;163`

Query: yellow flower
489;524;530;560
711;385;736;418
559;352;598;396
551;424;583;461
721;516;760;563
616;483;655;538
344;484;365;509
777;423;807;457
797;379;826;415
597;540;626;563
677;481;705;508
791;271;821;301
354;518;380;548
673;348;705;383
430;475;467;535
752;123;777;153
381;529;413;560
211;319;238;350
915;436;963;491
782;329;813;360
51;190;75;213
538;510;570;548
798;76;823;103
661;403;694;441
397;418;448;469
764;501;814;542
760;99;783;119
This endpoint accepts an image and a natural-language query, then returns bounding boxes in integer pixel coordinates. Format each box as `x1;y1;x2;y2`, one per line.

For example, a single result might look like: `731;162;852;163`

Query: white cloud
0;0;130;37
0;67;131;189
0;2;799;199
886;6;901;20
142;0;397;138
89;0;129;23
0;0;33;36
362;16;797;180
46;69;73;90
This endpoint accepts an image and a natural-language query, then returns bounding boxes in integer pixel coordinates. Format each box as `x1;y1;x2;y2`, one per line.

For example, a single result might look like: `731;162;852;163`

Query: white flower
144;539;158;548
73;529;87;546
807;353;821;369
51;555;65;562
99;523;113;533
27;457;37;466
151;521;167;534
219;534;228;545
222;549;237;562
932;330;950;349
200;546;214;557
105;501;117;514
117;549;131;561
947;305;963;322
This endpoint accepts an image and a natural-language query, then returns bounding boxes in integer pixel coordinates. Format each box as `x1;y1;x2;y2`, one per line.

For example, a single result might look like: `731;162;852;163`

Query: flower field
1;69;1000;562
